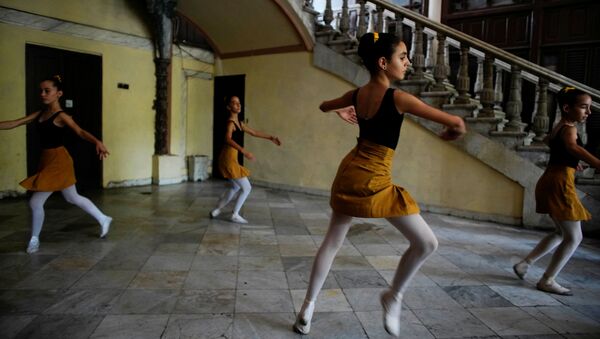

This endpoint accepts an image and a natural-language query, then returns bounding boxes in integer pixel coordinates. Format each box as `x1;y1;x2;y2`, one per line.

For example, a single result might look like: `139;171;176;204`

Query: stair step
516;144;550;167
420;91;453;108
465;117;503;134
489;130;528;149
442;103;479;119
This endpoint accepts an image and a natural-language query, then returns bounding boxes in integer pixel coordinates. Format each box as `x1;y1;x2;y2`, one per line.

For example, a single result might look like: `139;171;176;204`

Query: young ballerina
293;32;466;337
513;86;598;295
210;95;281;224
0;75;112;253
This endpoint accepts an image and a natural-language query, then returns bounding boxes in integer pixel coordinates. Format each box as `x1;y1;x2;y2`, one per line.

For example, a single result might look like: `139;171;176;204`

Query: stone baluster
479;54;495;117
339;0;350;37
424;34;435;73
532;78;549;144
409;23;425;80
394;11;404;40
493;68;503;110
455;43;471;104
375;5;384;32
323;0;334;29
473;57;483;100
409;27;416;61
444;39;450;78
432;33;449;91
505;65;527;131
357;0;367;38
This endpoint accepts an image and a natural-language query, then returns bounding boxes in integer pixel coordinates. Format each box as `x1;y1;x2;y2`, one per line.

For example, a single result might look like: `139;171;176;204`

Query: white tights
29;184;108;238
304;212;438;302
214;177;252;215
523;218;582;278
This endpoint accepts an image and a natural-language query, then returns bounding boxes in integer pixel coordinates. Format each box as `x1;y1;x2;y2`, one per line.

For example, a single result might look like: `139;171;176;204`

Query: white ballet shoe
210;208;221;218
293;300;315;335
230;213;248;224
100;216;112;238
537;276;573;296
513;260;529;280
26;237;40;254
380;290;402;338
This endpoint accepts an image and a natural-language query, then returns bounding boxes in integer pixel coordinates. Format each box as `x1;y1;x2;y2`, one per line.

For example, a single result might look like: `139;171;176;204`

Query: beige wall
221;52;523;218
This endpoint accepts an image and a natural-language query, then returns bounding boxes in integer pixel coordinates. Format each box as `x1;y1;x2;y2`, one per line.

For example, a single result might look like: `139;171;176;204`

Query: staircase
299;0;600;232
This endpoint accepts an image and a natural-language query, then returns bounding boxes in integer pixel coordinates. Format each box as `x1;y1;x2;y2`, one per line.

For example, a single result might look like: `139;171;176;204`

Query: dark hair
358;32;402;74
41;75;64;91
556;86;589;114
224;95;239;106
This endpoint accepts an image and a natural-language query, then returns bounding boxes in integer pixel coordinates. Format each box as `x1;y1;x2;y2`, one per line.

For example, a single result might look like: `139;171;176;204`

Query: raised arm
395;91;466;140
241;123;281;146
56;112;110;160
319;90;358;124
0;111;41;130
562;126;600;169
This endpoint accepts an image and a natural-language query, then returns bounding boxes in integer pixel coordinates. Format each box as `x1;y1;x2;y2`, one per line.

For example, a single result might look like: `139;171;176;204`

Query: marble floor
0;180;599;339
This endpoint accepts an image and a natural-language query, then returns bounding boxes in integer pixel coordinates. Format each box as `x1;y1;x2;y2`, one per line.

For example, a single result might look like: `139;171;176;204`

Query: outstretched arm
319;90;358;125
562;126;600;169
395;91;466;140
56;113;110;160
242;123;281;146
225;121;255;160
0;111;41;130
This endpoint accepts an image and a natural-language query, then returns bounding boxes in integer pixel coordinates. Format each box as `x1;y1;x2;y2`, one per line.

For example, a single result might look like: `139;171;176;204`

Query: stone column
432;33;448;91
532;78;549;144
357;0;367;38
455;43;471;104
505;65;527;132
479;54;495;117
339;0;350;37
147;0;176;155
323;0;334;29
409;23;425;80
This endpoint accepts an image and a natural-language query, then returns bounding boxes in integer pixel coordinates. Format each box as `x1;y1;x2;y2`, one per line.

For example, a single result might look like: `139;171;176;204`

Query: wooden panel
508;13;529;45
562;48;588;84
568;7;587;39
487;16;507;45
463;19;485;40
542;9;560;43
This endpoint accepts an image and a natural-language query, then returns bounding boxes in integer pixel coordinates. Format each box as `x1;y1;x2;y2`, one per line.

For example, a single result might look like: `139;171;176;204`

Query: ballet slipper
537;276;573;296
100;216;112;238
513;260;529;280
380;290;402;338
293;299;315;335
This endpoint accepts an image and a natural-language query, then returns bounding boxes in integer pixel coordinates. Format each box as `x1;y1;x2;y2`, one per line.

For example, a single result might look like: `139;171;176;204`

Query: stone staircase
298;0;600;231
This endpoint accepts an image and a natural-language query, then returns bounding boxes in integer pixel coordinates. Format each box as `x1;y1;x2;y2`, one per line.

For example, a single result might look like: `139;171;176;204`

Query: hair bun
53;75;62;83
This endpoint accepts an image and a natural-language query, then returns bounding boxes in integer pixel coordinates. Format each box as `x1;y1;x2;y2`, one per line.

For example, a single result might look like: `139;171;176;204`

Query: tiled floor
1;180;599;338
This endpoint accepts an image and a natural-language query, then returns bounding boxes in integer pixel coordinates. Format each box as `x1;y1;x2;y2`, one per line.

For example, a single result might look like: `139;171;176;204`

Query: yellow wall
0;7;214;191
0;0;151;38
221;52;523;218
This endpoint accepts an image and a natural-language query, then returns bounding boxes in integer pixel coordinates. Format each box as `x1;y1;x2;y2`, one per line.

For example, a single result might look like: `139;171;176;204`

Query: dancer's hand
96;141;110;160
439;124;466;141
335;106;358;125
244;151;255;161
270;136;282;146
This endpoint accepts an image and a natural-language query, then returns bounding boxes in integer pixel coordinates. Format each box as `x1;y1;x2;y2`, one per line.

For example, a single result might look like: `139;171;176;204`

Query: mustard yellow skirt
330;139;420;218
535;165;591;221
218;145;250;179
20;146;76;192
